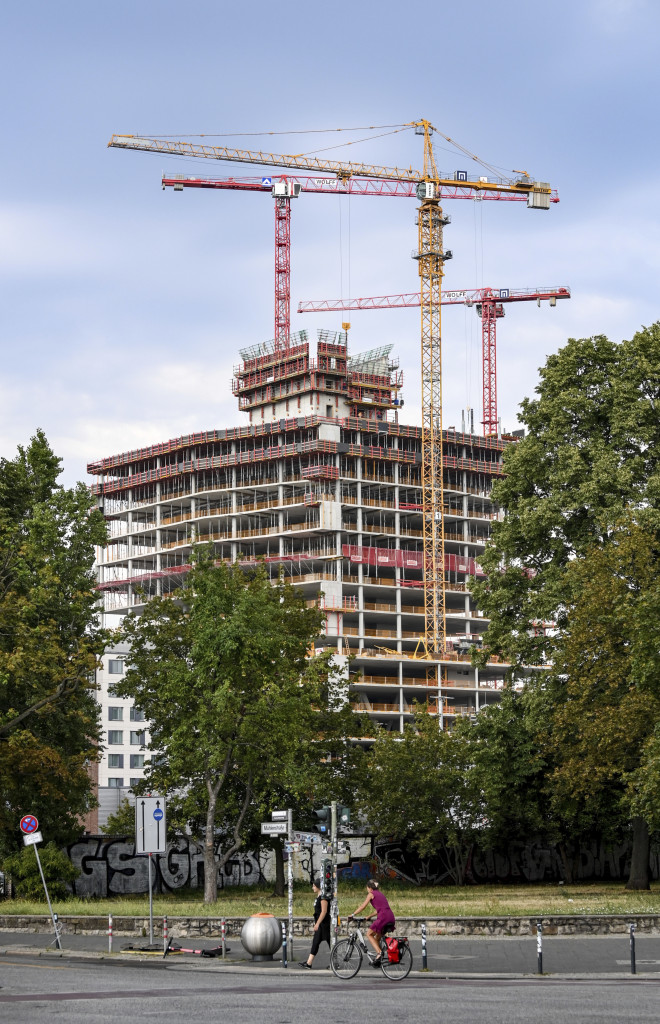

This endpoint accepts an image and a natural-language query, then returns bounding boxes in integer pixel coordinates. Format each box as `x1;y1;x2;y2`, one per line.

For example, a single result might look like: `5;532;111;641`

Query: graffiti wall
67;836;261;898
66;834;660;896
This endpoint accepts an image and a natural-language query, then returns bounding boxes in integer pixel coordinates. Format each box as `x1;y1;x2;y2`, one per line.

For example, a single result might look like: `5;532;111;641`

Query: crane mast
111;122;556;658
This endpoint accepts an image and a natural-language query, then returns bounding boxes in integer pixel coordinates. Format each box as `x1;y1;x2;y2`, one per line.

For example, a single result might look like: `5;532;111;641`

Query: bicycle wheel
330;938;363;979
380;943;413;980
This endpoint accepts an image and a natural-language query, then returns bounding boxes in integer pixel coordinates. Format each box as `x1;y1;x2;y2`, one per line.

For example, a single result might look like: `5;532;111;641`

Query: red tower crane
297;286;571;434
161;172;559;353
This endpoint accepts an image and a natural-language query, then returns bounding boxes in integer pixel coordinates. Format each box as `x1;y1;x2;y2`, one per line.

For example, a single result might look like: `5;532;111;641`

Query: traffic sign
271;809;288;821
261;177;272;186
135;796;167;854
23;831;43;846
20;814;39;834
261;821;287;835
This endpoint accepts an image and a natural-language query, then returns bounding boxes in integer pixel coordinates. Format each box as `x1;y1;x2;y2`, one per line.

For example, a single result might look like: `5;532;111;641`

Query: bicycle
330;917;412;981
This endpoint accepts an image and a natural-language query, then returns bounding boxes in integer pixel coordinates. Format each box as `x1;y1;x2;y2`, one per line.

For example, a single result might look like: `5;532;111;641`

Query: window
129;707;145;722
107;778;124;788
130;778;142;788
108;754;124;769
108;659;125;674
130;730;146;746
108;707;123;721
130;754;144;769
107;730;123;745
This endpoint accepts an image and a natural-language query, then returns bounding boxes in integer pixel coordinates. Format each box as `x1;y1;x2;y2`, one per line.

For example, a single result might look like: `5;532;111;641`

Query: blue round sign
153;808;164;821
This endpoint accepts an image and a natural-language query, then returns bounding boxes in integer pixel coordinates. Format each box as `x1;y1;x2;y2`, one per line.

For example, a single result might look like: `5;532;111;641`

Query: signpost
135;796;167;945
19;815;61;950
262;811;294;956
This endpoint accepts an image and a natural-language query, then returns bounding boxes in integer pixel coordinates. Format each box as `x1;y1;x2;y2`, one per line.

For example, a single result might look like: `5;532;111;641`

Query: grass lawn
3;881;660;919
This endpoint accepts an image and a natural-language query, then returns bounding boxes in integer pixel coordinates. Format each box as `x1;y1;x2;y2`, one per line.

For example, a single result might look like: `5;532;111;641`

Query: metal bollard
536;919;543;974
630;923;636;975
108;913;113;954
163;915;168;955
421;922;428;969
221;918;226;960
281;920;288;968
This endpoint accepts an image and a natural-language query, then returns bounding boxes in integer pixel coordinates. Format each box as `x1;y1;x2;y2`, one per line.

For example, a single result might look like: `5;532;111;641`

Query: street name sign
23;831;43;846
271;810;288;821
261;821;287;835
136;796;167;854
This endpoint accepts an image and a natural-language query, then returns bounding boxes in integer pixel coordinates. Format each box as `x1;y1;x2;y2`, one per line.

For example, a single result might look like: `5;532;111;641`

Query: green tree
453;688;550;852
472;326;660;887
100;798;136;836
543;515;660;888
473;326;660;671
3;841;79;900
114;553;355;902
360;712;481;884
0;431;108;857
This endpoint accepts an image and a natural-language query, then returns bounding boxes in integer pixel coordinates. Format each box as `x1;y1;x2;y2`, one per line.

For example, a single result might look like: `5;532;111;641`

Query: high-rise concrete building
88;329;512;811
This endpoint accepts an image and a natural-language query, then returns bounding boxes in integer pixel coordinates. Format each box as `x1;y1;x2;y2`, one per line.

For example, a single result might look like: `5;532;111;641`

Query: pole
330;800;338;948
32;844;62;950
221;917;226;960
536;918;543;975
281;919;288;968
630;923;636;975
421;922;428;969
148;852;154;946
109;913;113;954
163;915;168;955
287;807;293;960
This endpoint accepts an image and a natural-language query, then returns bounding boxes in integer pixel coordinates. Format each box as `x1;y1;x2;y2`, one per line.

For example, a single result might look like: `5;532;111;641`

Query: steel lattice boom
297;286;571;435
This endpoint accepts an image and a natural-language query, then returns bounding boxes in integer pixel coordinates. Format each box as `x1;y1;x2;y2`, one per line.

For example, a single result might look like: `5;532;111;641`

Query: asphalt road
1;954;660;1023
2;930;660;975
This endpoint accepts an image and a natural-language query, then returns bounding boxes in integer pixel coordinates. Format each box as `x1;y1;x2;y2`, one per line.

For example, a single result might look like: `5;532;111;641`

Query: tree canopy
115;552;359;902
0;431;108;856
472;324;660;887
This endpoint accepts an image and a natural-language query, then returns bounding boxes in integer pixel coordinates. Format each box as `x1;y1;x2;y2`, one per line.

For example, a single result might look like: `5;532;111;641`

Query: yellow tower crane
108;122;555;657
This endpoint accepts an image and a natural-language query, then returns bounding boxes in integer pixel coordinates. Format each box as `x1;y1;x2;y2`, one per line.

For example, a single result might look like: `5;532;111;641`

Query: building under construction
89;327;514;796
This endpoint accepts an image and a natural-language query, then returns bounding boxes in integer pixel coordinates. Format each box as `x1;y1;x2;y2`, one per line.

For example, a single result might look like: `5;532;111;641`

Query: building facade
88;329;513;801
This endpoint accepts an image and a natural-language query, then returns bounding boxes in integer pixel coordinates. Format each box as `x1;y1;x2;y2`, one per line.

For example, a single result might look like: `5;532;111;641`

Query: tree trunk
204;791;219;903
626;817;650;891
272;840;285;897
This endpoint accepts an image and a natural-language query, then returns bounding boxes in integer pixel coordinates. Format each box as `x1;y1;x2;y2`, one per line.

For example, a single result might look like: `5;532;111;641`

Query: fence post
630;923;636;975
536;919;543;975
108;913;113;954
281;920;288;968
421;922;428;969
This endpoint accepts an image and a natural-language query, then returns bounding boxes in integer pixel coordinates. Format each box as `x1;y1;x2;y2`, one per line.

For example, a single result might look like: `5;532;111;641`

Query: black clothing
309;893;331;956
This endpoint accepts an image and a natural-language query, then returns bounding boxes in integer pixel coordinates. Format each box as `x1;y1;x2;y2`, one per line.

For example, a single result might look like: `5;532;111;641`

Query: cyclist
350;880;395;965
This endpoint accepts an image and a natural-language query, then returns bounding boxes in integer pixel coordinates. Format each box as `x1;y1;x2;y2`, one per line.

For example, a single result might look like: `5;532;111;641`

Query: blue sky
3;0;659;484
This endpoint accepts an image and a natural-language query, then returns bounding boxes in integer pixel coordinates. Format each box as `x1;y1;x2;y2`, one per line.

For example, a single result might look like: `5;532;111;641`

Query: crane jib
108;135;552;196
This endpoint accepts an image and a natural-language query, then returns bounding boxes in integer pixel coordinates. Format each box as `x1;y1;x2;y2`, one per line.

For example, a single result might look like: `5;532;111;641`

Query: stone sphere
240;913;283;961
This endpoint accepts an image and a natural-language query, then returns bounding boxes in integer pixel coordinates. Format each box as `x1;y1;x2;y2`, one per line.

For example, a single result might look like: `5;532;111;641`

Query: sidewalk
1;931;659;977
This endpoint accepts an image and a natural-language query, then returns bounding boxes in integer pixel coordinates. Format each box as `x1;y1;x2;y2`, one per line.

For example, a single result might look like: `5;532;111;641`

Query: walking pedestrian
298;878;331;969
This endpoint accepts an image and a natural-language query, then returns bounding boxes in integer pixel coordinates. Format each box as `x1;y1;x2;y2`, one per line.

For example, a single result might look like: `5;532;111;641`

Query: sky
2;0;660;485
